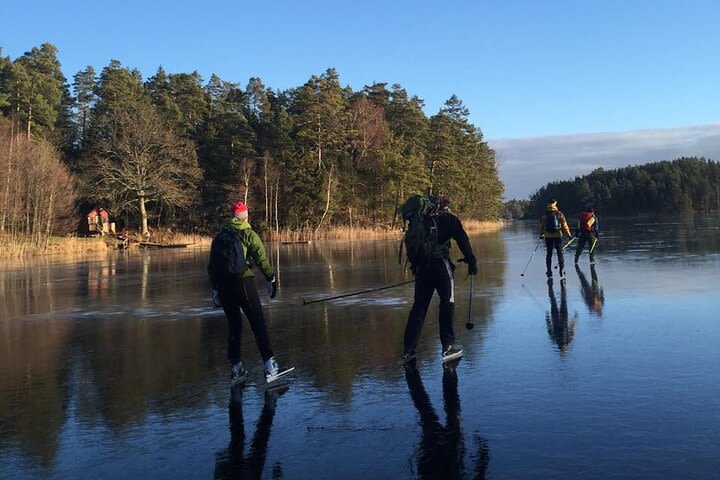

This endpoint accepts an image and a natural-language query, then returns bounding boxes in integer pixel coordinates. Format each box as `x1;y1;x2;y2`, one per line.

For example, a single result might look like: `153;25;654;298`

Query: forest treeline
524;157;720;218
0;43;503;241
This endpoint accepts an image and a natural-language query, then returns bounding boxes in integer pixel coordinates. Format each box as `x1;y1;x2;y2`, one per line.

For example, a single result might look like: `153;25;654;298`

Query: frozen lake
1;215;719;479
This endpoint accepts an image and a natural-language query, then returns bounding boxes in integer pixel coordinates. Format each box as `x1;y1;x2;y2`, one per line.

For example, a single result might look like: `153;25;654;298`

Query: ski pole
553;237;576;269
466;275;474;330
553;237;577;270
590;237;598;254
521;238;544;277
562;237;576;251
302;280;415;306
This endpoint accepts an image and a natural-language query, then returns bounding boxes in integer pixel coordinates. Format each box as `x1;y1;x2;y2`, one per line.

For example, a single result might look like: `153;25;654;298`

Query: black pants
218;276;274;364
574;233;597;262
545;237;564;273
404;258;455;353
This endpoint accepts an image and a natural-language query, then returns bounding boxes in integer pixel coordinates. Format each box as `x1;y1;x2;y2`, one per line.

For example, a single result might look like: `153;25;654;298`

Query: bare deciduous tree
85;101;201;236
0;116;76;248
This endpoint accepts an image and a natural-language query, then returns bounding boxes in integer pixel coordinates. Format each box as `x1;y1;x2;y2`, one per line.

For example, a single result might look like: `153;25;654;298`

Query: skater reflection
545;279;578;354
214;385;287;479
404;362;490;479
575;264;604;317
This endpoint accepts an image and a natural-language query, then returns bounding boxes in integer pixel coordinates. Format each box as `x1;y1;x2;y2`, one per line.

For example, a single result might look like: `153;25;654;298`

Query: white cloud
490;123;720;200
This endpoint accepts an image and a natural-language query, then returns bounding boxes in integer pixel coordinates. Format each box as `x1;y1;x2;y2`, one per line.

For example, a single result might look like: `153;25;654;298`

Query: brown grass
0;220;505;258
0;235;109;259
263;219;506;243
143;229;212;247
462;219;507;233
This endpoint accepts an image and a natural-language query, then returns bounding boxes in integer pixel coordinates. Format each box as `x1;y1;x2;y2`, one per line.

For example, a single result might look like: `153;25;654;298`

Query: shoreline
0;220;506;259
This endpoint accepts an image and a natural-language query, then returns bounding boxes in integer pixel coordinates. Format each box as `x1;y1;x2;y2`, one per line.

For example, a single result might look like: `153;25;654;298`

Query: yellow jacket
539;206;572;238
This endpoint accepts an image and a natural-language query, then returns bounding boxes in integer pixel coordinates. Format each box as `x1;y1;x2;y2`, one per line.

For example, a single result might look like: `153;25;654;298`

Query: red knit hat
231;202;248;219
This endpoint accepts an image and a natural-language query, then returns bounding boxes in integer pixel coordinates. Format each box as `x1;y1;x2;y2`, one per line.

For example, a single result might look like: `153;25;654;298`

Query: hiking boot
442;344;464;362
230;361;248;385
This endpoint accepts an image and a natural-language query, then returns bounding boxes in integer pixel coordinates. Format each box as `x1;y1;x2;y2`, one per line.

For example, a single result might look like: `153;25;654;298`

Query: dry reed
0;220;505;259
264;219;505;243
0;235;108;259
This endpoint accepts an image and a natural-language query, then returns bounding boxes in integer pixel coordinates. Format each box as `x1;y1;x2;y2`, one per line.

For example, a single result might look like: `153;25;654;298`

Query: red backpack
580;212;595;233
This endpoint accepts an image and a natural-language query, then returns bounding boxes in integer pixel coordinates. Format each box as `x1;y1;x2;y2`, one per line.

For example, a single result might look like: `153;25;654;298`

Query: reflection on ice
544;279;578;355
576;264;605;317
2;214;720;478
332;296;409;307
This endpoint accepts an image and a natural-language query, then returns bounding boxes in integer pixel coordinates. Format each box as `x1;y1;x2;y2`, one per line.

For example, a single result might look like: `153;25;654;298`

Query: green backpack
399;194;442;267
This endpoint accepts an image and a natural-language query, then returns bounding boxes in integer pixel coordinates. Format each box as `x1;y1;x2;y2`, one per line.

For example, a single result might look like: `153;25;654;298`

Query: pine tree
72;65;97;151
93;60;146;116
5;43;70;142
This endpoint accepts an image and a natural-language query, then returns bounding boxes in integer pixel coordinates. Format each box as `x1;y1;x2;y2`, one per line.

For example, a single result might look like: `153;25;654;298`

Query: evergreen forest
0;43;504;241
525;157;720;218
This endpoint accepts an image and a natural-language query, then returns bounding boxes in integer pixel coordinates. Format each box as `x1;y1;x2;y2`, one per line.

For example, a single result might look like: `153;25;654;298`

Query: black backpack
545;212;560;233
399;195;440;266
208;228;247;285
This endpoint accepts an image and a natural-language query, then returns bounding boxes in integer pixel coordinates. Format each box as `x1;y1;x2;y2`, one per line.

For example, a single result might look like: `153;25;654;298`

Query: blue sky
2;1;719;197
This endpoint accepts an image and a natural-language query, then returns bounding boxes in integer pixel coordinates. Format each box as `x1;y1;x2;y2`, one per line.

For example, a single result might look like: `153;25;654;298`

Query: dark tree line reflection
0;233;506;473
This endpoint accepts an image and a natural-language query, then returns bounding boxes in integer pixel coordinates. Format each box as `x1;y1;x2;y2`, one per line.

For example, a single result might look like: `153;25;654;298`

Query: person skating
401;195;478;363
538;200;572;279
208;201;292;384
574;206;600;265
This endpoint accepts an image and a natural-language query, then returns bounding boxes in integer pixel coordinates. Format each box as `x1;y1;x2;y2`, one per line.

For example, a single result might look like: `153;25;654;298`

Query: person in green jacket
208;202;292;384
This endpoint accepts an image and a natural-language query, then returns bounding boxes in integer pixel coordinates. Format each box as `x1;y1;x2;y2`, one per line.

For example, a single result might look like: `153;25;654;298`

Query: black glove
457;256;478;276
266;275;277;299
540;235;545;240
595;232;600;238
574;230;579;238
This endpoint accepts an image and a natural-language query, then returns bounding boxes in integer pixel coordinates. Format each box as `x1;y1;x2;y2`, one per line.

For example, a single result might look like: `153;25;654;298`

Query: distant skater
400;195;477;363
538;200;572;279
574;206;599;265
208;201;292;384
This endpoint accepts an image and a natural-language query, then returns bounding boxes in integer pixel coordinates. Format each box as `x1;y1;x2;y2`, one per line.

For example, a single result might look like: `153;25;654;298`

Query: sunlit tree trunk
139;194;149;236
1;113;15;232
315;163;333;234
264;152;269;224
274;178;280;236
26;79;34;140
44;192;55;250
